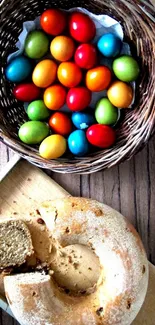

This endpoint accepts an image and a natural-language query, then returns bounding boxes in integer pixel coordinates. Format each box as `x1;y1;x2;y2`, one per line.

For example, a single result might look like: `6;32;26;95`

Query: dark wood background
0;135;155;324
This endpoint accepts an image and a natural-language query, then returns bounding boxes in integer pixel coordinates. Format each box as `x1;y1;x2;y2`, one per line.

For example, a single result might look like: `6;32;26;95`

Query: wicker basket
0;0;155;174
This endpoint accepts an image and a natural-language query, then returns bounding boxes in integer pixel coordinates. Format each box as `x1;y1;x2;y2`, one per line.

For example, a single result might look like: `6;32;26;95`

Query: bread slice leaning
0;219;34;270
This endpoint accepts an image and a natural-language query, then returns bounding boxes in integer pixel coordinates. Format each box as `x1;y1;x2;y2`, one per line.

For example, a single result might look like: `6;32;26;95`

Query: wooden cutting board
0;158;154;324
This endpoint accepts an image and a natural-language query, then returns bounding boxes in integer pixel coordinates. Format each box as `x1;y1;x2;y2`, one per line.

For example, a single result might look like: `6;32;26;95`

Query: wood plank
7;148;15;161
134;144;151;259
0;160;69;219
90;166;121;212
150;0;155;6
1;311;17;325
148;138;155;264
119;159;136;228
133;263;155;324
0;143;8;170
51;172;81;197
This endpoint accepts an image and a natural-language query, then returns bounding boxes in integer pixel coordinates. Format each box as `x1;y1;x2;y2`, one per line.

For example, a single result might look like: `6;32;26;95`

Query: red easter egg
13;83;41;102
75;43;97;69
49;112;72;136
86;124;116;148
67;87;92;111
40;9;67;36
69;12;96;43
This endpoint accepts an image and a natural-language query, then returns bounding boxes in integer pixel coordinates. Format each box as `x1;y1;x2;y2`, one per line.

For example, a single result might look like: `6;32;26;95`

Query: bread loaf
4;197;149;325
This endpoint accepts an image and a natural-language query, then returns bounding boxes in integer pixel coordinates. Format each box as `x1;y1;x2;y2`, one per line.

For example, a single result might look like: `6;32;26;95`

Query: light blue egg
97;33;122;58
72;111;95;130
68;130;89;156
5;56;33;82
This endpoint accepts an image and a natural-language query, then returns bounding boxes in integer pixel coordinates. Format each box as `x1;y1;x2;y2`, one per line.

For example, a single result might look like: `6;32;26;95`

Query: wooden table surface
0;136;155;324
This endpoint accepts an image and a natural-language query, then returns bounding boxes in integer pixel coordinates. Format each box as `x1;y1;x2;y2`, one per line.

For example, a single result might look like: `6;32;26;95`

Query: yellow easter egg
32;59;57;88
107;81;133;108
39;134;67;159
50;36;75;62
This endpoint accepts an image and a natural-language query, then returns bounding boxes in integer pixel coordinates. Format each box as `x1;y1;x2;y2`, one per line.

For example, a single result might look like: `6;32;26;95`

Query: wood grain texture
0;136;155;325
0;160;68;219
133;263;155;325
150;0;155;5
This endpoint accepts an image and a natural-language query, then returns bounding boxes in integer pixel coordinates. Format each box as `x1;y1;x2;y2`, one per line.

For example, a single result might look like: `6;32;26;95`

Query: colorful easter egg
75;44;97;69
5;56;32;83
97;33;122;58
40;9;67;36
39;134;67;159
27;100;50;121
32;60;57;88
95;98;118;125
113;55;140;82
67;87;91;111
18;121;49;144
50;36;75;62
72;111;95;130
13;83;41;102
49;112;72;136
44;85;66;110
86;66;112;92
86;124;116;148
25;31;49;59
58;62;82;88
68;130;89;156
107;81;133;108
69;12;96;43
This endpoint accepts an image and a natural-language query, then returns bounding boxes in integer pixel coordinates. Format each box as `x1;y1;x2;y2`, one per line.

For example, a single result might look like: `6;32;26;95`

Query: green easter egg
95;98;118;125
113;55;140;82
18;121;49;144
25;31;49;59
27;100;50;121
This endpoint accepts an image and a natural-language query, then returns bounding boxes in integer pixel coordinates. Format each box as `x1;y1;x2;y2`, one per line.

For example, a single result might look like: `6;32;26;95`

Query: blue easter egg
5;56;33;82
72;111;95;130
97;33;122;58
68;130;89;156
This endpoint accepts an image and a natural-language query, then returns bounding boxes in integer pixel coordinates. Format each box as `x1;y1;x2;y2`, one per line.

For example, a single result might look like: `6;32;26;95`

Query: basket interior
0;0;155;172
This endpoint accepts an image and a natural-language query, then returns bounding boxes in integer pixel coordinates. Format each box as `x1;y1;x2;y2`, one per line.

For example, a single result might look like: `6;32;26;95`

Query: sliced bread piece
4;272;58;325
0;219;34;270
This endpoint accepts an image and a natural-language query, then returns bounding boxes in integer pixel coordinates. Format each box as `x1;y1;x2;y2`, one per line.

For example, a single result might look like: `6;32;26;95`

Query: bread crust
4;197;149;325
